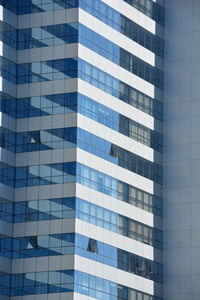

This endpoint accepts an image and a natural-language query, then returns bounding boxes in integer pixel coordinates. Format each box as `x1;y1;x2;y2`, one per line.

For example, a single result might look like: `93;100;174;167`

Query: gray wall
164;1;200;299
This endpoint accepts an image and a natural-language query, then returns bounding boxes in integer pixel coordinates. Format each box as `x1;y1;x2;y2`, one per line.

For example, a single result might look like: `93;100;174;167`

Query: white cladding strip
16;43;155;99
16;72;155;107
16;77;157;130
17;8;78;29
78;44;155;98
75;183;161;228
12;218;161;262
11;254;74;273
15;0;159;35
74;256;155;295
75;219;160;261
16;107;153;137
12;219;75;238
15;98;156;133
11;254;156;295
15;147;76;167
15;145;161;195
14;139;155;167
77;113;162;163
16;1;161;40
16;0;154;34
0;5;2;20
79;8;156;66
16;112;157;162
101;0;164;38
17;43;78;64
16;9;157;67
16;112;77;132
76;148;157;194
11;252;155;289
14;182;77;202
77;80;156;129
14;147;155;195
101;0;156;34
17;78;78;98
15;176;153;209
15;147;156;195
13;182;161;226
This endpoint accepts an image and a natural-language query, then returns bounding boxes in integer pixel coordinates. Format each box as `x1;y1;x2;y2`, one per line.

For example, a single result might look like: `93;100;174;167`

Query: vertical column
0;3;17;299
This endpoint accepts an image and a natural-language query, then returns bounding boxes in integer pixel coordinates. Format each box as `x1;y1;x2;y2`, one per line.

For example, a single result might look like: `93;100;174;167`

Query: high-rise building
1;0;164;299
0;1;199;300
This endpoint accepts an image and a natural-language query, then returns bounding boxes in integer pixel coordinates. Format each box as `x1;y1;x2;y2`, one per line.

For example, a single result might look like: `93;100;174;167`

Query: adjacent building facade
164;1;200;299
0;1;199;300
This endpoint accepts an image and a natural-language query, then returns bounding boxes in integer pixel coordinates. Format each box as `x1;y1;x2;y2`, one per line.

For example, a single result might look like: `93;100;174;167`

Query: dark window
26;236;38;249
109;144;118;158
29;131;41;143
87;238;98;253
148;262;153;274
136;258;144;270
0;134;5;147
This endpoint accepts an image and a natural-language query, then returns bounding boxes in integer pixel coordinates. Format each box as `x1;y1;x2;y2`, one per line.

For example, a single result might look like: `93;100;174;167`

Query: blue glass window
14;53;162;88
1;127;162;184
0;269;162;299
8;0;164;27
0;162;162;217
0;232;162;282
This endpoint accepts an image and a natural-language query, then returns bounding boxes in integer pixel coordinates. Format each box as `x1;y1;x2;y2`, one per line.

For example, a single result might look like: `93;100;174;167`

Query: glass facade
0;270;163;299
1;12;164;56
0;0;164;299
0;232;163;282
0;55;162;89
2;93;163;151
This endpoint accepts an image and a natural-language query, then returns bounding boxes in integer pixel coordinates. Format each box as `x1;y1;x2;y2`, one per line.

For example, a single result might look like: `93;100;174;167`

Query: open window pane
87;238;98;253
26;236;38;249
29;131;41;143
